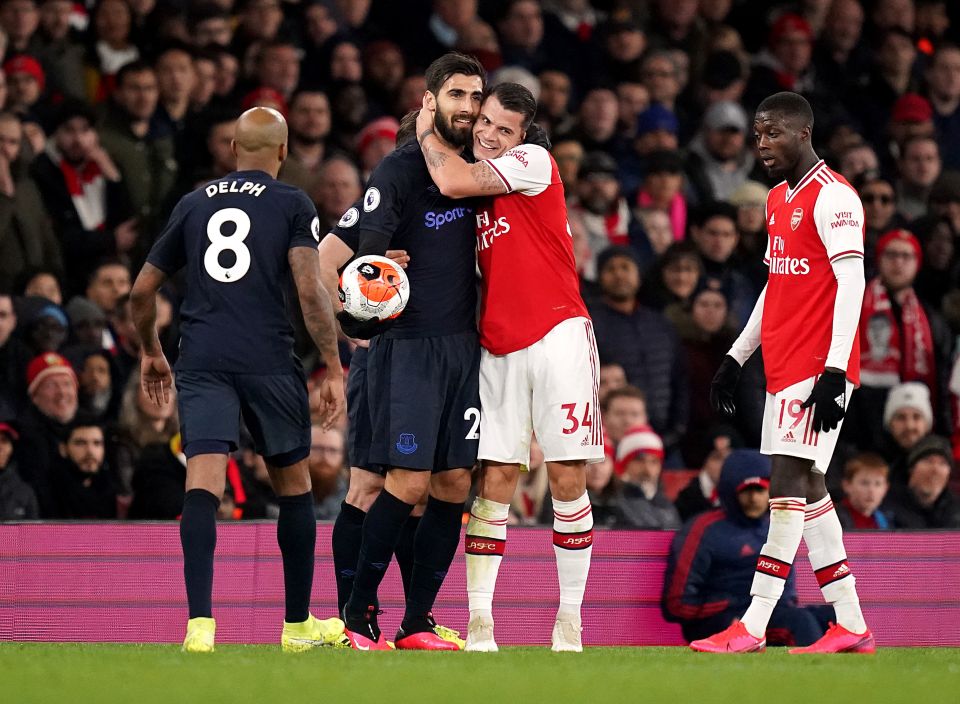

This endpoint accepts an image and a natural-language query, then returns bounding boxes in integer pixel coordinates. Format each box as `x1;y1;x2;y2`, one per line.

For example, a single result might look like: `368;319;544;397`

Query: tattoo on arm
418;128;435;143
424;147;449;169
289;247;340;369
470;162;508;193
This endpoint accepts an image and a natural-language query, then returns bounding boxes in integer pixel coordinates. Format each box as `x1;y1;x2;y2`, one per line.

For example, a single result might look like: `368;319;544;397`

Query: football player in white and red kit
691;92;875;654
416;83;603;653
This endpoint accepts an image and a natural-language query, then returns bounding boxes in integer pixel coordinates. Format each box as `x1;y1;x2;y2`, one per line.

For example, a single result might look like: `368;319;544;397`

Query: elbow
433;174;469;199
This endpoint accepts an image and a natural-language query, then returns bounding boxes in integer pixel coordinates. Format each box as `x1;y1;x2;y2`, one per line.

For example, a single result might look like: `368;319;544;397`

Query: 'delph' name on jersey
205;180;266;197
768;255;810;275
476;210;511;250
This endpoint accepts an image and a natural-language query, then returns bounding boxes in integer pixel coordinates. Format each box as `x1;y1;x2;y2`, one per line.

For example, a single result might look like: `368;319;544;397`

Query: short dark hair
86;258;128;288
756;91;814;129
693;201;738;228
115;59;155;87
67;414;104;438
424;52;486;95
289;88;328;109
486;82;538;130
153;41;197;68
601;385;646;413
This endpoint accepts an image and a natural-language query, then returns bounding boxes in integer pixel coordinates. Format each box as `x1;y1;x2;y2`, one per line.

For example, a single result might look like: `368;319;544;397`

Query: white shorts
760;375;855;474
478;316;605;466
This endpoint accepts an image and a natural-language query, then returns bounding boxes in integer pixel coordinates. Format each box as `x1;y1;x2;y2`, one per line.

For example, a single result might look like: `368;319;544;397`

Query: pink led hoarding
1;524;957;646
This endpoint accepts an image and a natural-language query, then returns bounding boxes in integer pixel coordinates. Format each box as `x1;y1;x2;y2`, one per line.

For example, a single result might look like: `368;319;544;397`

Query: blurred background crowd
0;0;957;531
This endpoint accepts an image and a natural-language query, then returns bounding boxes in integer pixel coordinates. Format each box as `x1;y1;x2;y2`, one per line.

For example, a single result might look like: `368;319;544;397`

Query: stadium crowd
0;0;957;530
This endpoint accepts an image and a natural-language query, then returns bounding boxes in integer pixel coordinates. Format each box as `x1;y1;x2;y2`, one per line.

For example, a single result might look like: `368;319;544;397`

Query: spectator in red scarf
570;152;653;278
850;229;953;451
29;99;133;297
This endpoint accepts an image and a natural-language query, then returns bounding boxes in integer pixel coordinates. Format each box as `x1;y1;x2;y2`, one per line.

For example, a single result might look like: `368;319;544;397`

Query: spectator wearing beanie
3;54;50;122
686;101;754;203
886;435;960;528
0;421;39;520
743;13;816;111
880;382;936;486
852;229;953;450
663;450;832;646
613;425;681;529
17;297;69;356
356;115;398;179
884;93;935;173
16;352;79;516
617;104;679;197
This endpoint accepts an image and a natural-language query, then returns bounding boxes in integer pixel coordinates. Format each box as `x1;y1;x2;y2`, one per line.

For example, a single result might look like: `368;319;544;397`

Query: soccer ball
338;255;410;321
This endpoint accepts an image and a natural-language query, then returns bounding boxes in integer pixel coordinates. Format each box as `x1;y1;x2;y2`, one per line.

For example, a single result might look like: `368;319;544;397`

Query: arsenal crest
791;207;803;230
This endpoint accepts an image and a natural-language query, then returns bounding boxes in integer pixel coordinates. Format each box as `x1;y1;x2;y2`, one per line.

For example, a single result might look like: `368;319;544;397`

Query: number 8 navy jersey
146;169;319;373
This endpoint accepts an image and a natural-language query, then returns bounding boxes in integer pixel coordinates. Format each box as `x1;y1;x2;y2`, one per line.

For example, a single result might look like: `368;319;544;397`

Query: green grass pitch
2;644;958;704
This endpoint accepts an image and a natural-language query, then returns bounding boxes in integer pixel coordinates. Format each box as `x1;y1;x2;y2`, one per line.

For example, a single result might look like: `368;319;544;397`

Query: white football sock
552;492;594;619
465;497;509;616
803;495;867;634
741;497;805;638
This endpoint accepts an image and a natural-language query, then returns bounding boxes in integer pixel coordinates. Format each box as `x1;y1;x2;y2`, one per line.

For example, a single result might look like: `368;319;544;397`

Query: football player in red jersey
691;92;875;654
416;83;602;652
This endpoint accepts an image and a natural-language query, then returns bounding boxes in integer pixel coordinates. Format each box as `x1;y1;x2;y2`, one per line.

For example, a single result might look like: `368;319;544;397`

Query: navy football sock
345;490;414;622
402;497;464;632
332;501;366;613
180;489;220;619
394;515;420;598
276;491;316;623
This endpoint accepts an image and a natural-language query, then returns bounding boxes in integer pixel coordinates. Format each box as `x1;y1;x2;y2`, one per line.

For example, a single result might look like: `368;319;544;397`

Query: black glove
801;370;847;434
710;355;742;418
336;310;395;340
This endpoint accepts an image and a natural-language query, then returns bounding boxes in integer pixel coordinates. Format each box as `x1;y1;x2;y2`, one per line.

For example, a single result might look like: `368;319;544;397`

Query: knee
345;470;384;512
430;469;472;503
478;465;519;504
385;469;431;505
549;472;585;502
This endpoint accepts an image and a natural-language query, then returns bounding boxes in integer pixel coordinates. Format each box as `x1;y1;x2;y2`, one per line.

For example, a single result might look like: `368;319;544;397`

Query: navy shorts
367;331;481;472
346;346;385;475
176;368;311;465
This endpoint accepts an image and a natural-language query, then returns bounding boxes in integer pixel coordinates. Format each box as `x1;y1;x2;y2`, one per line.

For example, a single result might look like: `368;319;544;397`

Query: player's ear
278;143;286;163
230;139;238;158
423;91;437;111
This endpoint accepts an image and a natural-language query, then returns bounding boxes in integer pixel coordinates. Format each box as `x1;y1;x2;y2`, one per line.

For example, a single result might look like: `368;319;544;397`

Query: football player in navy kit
130;107;346;653
335;53;485;651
